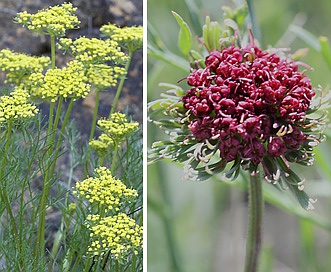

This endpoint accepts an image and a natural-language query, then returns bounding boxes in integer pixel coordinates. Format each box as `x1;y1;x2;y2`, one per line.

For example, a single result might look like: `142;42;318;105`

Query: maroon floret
182;43;314;163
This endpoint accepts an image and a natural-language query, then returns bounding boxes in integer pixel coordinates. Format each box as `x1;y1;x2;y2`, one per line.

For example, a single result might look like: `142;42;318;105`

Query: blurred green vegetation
148;0;331;271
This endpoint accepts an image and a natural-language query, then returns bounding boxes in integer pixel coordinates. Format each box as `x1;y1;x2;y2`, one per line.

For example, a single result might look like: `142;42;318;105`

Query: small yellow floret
100;24;143;52
15;3;80;37
25;61;90;102
0;49;50;84
89;113;139;154
0;88;38;124
86;213;142;258
73;166;138;210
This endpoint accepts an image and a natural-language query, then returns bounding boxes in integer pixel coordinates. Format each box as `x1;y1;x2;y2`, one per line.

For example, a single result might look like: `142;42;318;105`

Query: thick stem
244;171;264;272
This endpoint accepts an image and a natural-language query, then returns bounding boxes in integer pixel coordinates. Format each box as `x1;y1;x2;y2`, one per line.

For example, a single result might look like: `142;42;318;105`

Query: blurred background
148;0;331;271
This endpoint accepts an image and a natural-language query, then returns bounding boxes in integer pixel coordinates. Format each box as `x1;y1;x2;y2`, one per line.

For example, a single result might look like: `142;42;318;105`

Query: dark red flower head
182;44;315;164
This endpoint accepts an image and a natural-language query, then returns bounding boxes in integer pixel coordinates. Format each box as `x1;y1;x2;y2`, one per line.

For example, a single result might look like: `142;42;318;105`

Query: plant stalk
89;89;101;141
109;51;133;117
244;171;264;272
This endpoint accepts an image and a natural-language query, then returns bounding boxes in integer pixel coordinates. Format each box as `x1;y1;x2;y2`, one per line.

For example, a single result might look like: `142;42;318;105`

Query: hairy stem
244;171;264;272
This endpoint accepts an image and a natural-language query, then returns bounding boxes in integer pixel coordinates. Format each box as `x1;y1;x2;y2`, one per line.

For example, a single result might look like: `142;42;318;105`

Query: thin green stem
45;97;75;269
244;171;264;272
98;155;105;167
89;89;101;141
35;100;61;263
51;35;56;68
150;160;182;272
0;122;25;270
115;259;119;272
109;51;133;117
0;121;18;236
49;99;76;178
83;257;93;272
35;35;57;264
111;145;119;174
53;97;63;135
55;99;75;152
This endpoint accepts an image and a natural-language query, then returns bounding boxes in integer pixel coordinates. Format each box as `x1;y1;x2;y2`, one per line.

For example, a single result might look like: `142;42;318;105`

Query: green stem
46;98;75;269
89;89;101;141
83;257;93;272
35;100;62;263
244;171;264;272
55;99;75;152
109;51;133;117
98;155;105;167
0;122;26;271
34;34;58;262
49;99;75;178
53;97;63;135
115;259;119;272
51;35;56;68
0;121;18;236
111;145;119;174
151;160;182;272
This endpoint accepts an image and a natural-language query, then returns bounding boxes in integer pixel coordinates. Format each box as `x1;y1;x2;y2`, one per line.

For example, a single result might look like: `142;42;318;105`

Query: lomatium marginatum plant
0;3;142;271
148;3;329;272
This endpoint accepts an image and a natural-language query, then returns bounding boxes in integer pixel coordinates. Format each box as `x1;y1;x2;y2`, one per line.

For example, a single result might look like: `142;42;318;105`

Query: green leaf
147;44;189;71
227;175;331;232
319;36;331;71
287;182;311;210
188;50;205;69
289;24;321;51
203;16;222;51
224;18;239;32
172;11;192;56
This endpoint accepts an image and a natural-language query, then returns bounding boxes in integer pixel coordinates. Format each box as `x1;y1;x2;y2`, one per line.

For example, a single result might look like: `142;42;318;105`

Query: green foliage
148;0;331;271
0;3;142;272
172;11;192;56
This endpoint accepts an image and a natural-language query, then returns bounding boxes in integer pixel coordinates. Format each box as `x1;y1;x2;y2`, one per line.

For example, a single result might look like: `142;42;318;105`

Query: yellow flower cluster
100;24;143;52
58;37;127;65
89;113;139;152
0;88;38;123
73;167;138;211
86;64;126;89
15;3;80;37
25;61;90;102
86;213;143;258
0;49;50;84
